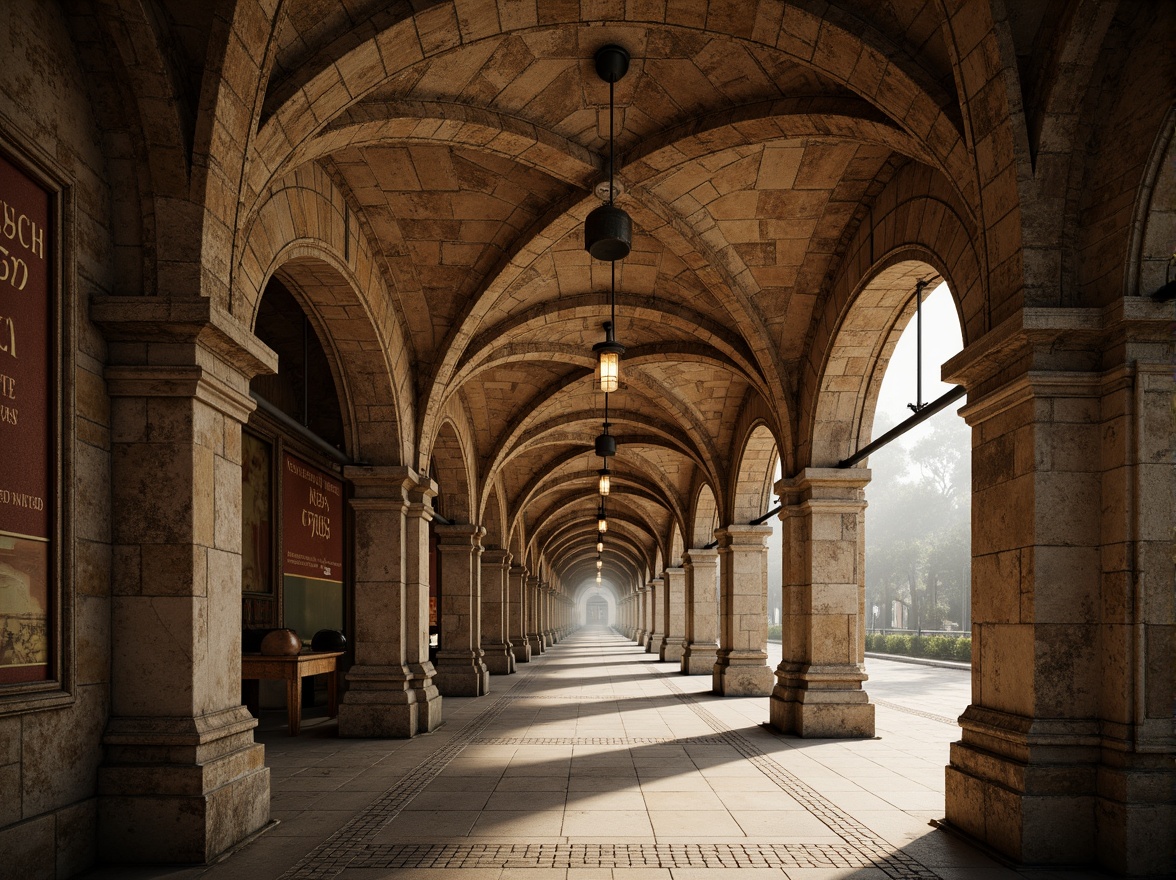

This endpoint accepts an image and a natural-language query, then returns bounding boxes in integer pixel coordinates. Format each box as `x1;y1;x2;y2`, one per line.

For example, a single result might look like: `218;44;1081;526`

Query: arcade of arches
0;1;1172;876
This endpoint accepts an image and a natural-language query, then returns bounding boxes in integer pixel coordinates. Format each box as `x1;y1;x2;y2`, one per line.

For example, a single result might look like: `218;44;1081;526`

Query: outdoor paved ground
84;627;1102;880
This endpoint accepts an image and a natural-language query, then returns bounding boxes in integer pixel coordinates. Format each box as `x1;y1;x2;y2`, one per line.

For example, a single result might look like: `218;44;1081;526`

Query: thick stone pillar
404;477;443;732
942;305;1174;873
681;548;719;674
713;525;774;695
660;567;687;662
526;575;545;654
647;577;666;654
542;587;556;644
339;467;438;737
770;469;874;737
94;301;273;863
433;524;489;696
508;564;531;663
479;549;514;674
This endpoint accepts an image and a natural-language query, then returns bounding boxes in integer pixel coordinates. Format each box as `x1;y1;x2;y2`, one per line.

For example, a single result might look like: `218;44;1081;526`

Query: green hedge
865;632;971;662
767;624;782;641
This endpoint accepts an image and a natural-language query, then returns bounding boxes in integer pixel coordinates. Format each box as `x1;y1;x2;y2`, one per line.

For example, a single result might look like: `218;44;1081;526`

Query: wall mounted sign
0;149;51;684
281;452;344;641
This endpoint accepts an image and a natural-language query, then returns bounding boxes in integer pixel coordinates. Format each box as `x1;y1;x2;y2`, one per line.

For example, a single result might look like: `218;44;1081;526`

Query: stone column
433;524;489;696
642;584;655;649
941;305;1174;873
526;575;545;654
508;564;531;663
647;577;666;654
339;467;434;737
479;548;514;674
542;587;555;645
404;476;443;732
770;469;874;737
94;300;273;863
633;587;647;644
681;548;720;674
713;525;774;695
660;567;687;662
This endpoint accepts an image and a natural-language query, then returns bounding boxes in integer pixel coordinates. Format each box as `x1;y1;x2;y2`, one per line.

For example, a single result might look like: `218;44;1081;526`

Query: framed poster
281;452;344;642
0;145;53;687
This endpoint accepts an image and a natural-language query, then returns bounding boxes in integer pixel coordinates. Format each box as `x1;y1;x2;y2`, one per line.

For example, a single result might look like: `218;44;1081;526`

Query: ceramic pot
311;629;347;652
260;628;301;655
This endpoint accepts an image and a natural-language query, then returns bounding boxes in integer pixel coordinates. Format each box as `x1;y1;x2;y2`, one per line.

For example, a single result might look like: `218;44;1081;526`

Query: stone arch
430;416;476;524
237;165;415;463
691;484;720;548
481;479;507;550
668;524;685;569
251;249;404;465
730;423;780;526
1126;108;1176;300
807;258;962;469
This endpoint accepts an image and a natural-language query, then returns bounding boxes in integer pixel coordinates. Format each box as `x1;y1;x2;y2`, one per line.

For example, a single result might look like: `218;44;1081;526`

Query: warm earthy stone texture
659;567;687;663
1;1;1171;875
339;467;441;737
770;469;874;738
681;549;720;675
713;526;775;696
433;525;490;697
478;549;515;675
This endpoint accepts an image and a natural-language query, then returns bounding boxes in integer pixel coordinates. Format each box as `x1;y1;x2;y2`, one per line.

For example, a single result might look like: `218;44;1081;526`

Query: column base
633;629;646;645
433;651;490;696
645;632;661;652
406;661;444;733
98;706;269;864
527;633;545;654
511;641;532;663
338;664;427;737
712;652;773;696
945;706;1110;867
483;642;515;675
680;644;717;675
659;638;685;663
769;662;874;737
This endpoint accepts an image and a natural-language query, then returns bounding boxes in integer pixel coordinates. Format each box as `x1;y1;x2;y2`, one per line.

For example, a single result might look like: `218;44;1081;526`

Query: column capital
714;523;772;547
481;548;512;566
344;465;420;506
683;547;719;565
434;522;485;547
775;468;870;507
508;563;527;577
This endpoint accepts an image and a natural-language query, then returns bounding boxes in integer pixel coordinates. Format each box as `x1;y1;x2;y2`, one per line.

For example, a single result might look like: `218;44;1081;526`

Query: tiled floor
83;628;1103;880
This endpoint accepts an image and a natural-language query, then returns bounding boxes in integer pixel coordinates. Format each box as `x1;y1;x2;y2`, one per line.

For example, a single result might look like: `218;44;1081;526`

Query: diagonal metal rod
840;384;965;468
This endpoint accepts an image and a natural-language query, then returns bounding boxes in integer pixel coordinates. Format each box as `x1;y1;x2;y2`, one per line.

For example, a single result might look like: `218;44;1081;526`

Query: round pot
260;628;301;656
311;629;347;652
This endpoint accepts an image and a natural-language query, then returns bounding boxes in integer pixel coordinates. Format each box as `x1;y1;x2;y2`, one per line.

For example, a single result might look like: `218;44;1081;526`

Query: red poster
0;150;52;683
281;453;343;583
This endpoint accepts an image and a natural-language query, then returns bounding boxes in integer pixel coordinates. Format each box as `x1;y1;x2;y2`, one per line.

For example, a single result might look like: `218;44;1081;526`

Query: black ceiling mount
594;44;630;83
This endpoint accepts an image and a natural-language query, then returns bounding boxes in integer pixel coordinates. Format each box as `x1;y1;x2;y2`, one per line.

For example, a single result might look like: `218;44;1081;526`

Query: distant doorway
586;595;608;625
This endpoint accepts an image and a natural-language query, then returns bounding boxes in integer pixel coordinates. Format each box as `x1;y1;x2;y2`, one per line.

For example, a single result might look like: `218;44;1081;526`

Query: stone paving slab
81;627;1103;880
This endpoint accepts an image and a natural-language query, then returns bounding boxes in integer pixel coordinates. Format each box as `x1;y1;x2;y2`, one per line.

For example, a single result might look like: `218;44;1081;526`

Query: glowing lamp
593;322;625;393
598;467;611;496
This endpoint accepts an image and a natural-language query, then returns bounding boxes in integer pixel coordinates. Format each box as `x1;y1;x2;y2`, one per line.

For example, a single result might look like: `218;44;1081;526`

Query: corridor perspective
1;2;1172;877
87;626;1087;880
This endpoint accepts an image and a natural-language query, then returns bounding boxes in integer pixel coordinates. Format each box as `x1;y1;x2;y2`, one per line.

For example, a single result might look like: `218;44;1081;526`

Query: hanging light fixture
596;573;602;584
584;45;631;261
596;533;605;553
598;465;611;496
597;503;608;533
594;319;625;392
596;557;603;571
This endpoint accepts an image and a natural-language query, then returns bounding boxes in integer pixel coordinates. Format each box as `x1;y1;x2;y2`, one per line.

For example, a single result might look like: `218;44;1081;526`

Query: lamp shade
594;431;617;458
584;204;632;261
597;511;608;532
596;535;604;552
598;468;611;496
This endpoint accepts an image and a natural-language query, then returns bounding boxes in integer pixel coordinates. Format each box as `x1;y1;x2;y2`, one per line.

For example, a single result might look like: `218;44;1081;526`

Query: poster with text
0;150;51;684
281;453;344;643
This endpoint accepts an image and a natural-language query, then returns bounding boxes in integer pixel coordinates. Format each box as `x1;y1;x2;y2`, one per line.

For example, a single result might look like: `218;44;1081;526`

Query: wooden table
241;651;344;735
